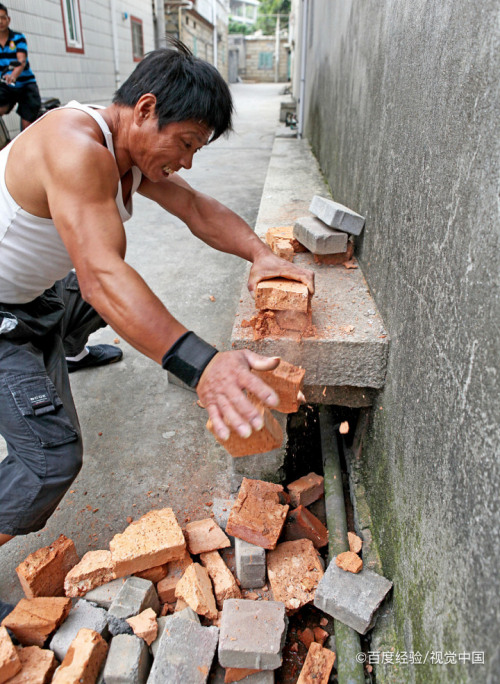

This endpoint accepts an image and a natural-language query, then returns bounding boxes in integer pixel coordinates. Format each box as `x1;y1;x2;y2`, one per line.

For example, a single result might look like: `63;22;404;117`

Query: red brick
283;505;329;548
207;402;283;457
240;478;286;502
64;550;116;598
8;646;57;684
297;642;336;683
109;508;186;577
157;551;193;604
265;226;307;253
274;307;313;332
252;359;305;414
273;238;295;261
52;628;108;684
126;608;158;646
335;551;363;574
348;532;363;554
313;240;354;265
0;625;21;682
185;519;231;555
15;535;79;599
1;598;71;647
267;539;324;612
297;628;315;649
313;627;329;646
226;479;289;550
174;563;218;621
224;667;263;683
255;278;311;313
287;472;324;508
199;551;241;609
134;564;169;584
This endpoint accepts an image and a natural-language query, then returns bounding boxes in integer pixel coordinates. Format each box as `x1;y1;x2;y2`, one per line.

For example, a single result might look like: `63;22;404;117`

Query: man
0;3;41;130
0;43;313;568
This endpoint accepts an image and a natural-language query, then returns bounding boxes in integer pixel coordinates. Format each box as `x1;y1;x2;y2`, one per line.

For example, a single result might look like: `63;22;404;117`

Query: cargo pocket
7;374;79;448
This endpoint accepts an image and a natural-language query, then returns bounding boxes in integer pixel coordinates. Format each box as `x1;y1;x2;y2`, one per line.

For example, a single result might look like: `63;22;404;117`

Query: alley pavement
0;82;286;603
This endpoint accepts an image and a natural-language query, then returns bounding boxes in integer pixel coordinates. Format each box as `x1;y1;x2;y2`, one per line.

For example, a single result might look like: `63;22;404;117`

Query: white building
229;0;259;26
3;0;156;137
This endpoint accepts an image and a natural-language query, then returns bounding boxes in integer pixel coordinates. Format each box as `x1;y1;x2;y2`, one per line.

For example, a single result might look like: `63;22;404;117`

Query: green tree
256;0;290;35
229;18;253;35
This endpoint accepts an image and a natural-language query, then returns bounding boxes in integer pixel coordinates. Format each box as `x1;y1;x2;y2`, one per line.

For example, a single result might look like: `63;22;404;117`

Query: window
258;52;273;70
60;0;84;53
131;16;144;62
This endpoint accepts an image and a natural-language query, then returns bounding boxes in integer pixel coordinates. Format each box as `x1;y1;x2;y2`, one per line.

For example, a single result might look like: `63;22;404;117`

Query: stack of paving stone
0;474;392;684
292;195;365;264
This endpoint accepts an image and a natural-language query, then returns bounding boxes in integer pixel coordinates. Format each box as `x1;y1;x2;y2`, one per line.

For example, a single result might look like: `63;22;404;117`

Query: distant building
229;0;260;27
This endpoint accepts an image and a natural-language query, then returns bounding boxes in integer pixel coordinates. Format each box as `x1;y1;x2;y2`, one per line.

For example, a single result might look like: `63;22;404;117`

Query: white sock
65;346;90;362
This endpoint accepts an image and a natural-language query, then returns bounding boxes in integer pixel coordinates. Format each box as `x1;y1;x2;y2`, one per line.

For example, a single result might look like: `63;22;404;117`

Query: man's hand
248;250;315;296
197;350;281;441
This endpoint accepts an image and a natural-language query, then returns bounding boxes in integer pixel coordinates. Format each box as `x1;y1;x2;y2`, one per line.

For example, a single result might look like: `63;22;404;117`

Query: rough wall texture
304;1;499;681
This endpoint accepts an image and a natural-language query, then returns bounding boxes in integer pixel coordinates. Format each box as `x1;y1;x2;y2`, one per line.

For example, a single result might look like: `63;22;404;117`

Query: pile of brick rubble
0;467;392;683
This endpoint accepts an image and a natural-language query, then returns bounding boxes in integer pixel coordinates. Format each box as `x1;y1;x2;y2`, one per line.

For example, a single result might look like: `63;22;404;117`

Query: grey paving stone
218;599;287;670
107;577;160;636
150;608;200;657
103;633;151;684
85;578;126;609
147;616;218;683
49;599;108;661
314;559;393;634
293;216;348;255
234;538;266;589
309;195;365;236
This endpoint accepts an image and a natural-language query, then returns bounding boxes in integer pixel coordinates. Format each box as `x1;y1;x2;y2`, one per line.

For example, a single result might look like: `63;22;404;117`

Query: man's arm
3;51;26;85
139;173;315;294
44;131;280;440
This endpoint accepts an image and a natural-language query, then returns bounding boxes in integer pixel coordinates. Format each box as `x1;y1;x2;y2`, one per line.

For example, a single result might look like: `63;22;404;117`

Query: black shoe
67;345;123;373
0;599;14;622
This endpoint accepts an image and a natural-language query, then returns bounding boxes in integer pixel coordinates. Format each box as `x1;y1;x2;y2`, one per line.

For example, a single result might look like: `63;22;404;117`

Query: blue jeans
0;272;105;535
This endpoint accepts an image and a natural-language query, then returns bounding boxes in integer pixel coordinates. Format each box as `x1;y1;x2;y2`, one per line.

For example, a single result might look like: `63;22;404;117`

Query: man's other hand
197;350;280;441
248;251;315;296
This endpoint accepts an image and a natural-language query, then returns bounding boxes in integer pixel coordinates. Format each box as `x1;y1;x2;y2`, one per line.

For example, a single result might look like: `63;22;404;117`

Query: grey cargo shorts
0;272;106;535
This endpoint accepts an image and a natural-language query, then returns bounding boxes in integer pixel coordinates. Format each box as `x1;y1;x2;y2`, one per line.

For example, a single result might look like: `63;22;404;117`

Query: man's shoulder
9;29;27;45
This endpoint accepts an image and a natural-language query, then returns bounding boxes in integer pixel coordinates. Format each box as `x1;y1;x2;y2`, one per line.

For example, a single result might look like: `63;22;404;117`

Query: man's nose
180;152;194;170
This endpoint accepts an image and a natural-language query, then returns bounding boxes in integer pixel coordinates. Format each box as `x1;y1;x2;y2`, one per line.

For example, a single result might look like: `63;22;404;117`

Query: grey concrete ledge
231;135;389;393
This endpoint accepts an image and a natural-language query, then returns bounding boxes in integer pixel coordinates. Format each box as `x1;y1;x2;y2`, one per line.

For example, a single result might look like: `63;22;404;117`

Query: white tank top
0;101;142;304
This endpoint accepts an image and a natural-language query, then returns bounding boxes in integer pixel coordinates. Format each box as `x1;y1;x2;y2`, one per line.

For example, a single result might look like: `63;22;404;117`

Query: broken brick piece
109;508;186;577
185;519;231;555
313;627;329;646
134;563;169;584
297;627;315;650
313;240;354;265
1;598;72;647
240;478;287;503
255;278;311;313
252;359;305;414
174;563;218;620
126;607;158;646
283;505;329;548
224;667;263;683
267;539;324;612
274;307;313;332
207;402;283;458
335;551;363;574
226;478;289;550
64;550;116;598
16;535;79;599
52;628;108;684
297;642;336;683
7;645;57;684
157;551;193;604
199;551;241;609
265;226;306;253
273;238;295;261
348;532;363;554
0;625;21;682
287;472;324;508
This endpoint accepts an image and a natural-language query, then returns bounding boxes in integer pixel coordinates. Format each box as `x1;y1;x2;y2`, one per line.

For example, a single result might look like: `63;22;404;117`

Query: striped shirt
0;28;36;89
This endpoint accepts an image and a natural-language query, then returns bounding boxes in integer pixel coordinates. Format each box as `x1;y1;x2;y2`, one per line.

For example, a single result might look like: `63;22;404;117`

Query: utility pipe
110;0;120;89
213;0;218;69
320;406;366;684
297;0;308;138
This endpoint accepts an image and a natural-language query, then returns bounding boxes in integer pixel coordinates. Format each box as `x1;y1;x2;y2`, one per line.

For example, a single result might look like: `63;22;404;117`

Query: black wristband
162;331;218;388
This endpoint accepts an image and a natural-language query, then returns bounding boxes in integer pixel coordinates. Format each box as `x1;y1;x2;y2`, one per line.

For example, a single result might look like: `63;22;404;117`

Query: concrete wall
302;1;499;681
241;36;289;82
5;0;155;137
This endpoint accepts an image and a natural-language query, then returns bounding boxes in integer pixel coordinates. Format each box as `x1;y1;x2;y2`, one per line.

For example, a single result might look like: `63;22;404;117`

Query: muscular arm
46;137;187;364
139;173;315;294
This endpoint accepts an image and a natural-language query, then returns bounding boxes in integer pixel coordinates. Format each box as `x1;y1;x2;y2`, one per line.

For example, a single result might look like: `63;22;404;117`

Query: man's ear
134;94;157;126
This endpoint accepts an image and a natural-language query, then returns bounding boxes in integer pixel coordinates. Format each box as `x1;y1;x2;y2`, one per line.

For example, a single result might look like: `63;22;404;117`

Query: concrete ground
0;82;286;604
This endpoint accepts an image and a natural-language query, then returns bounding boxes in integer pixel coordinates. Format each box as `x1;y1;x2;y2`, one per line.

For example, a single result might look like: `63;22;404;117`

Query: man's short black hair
0;4;9;14
113;40;233;142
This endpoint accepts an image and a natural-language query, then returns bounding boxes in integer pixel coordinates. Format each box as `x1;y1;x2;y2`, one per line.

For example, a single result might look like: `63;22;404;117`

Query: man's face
0;11;10;32
133;116;212;183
